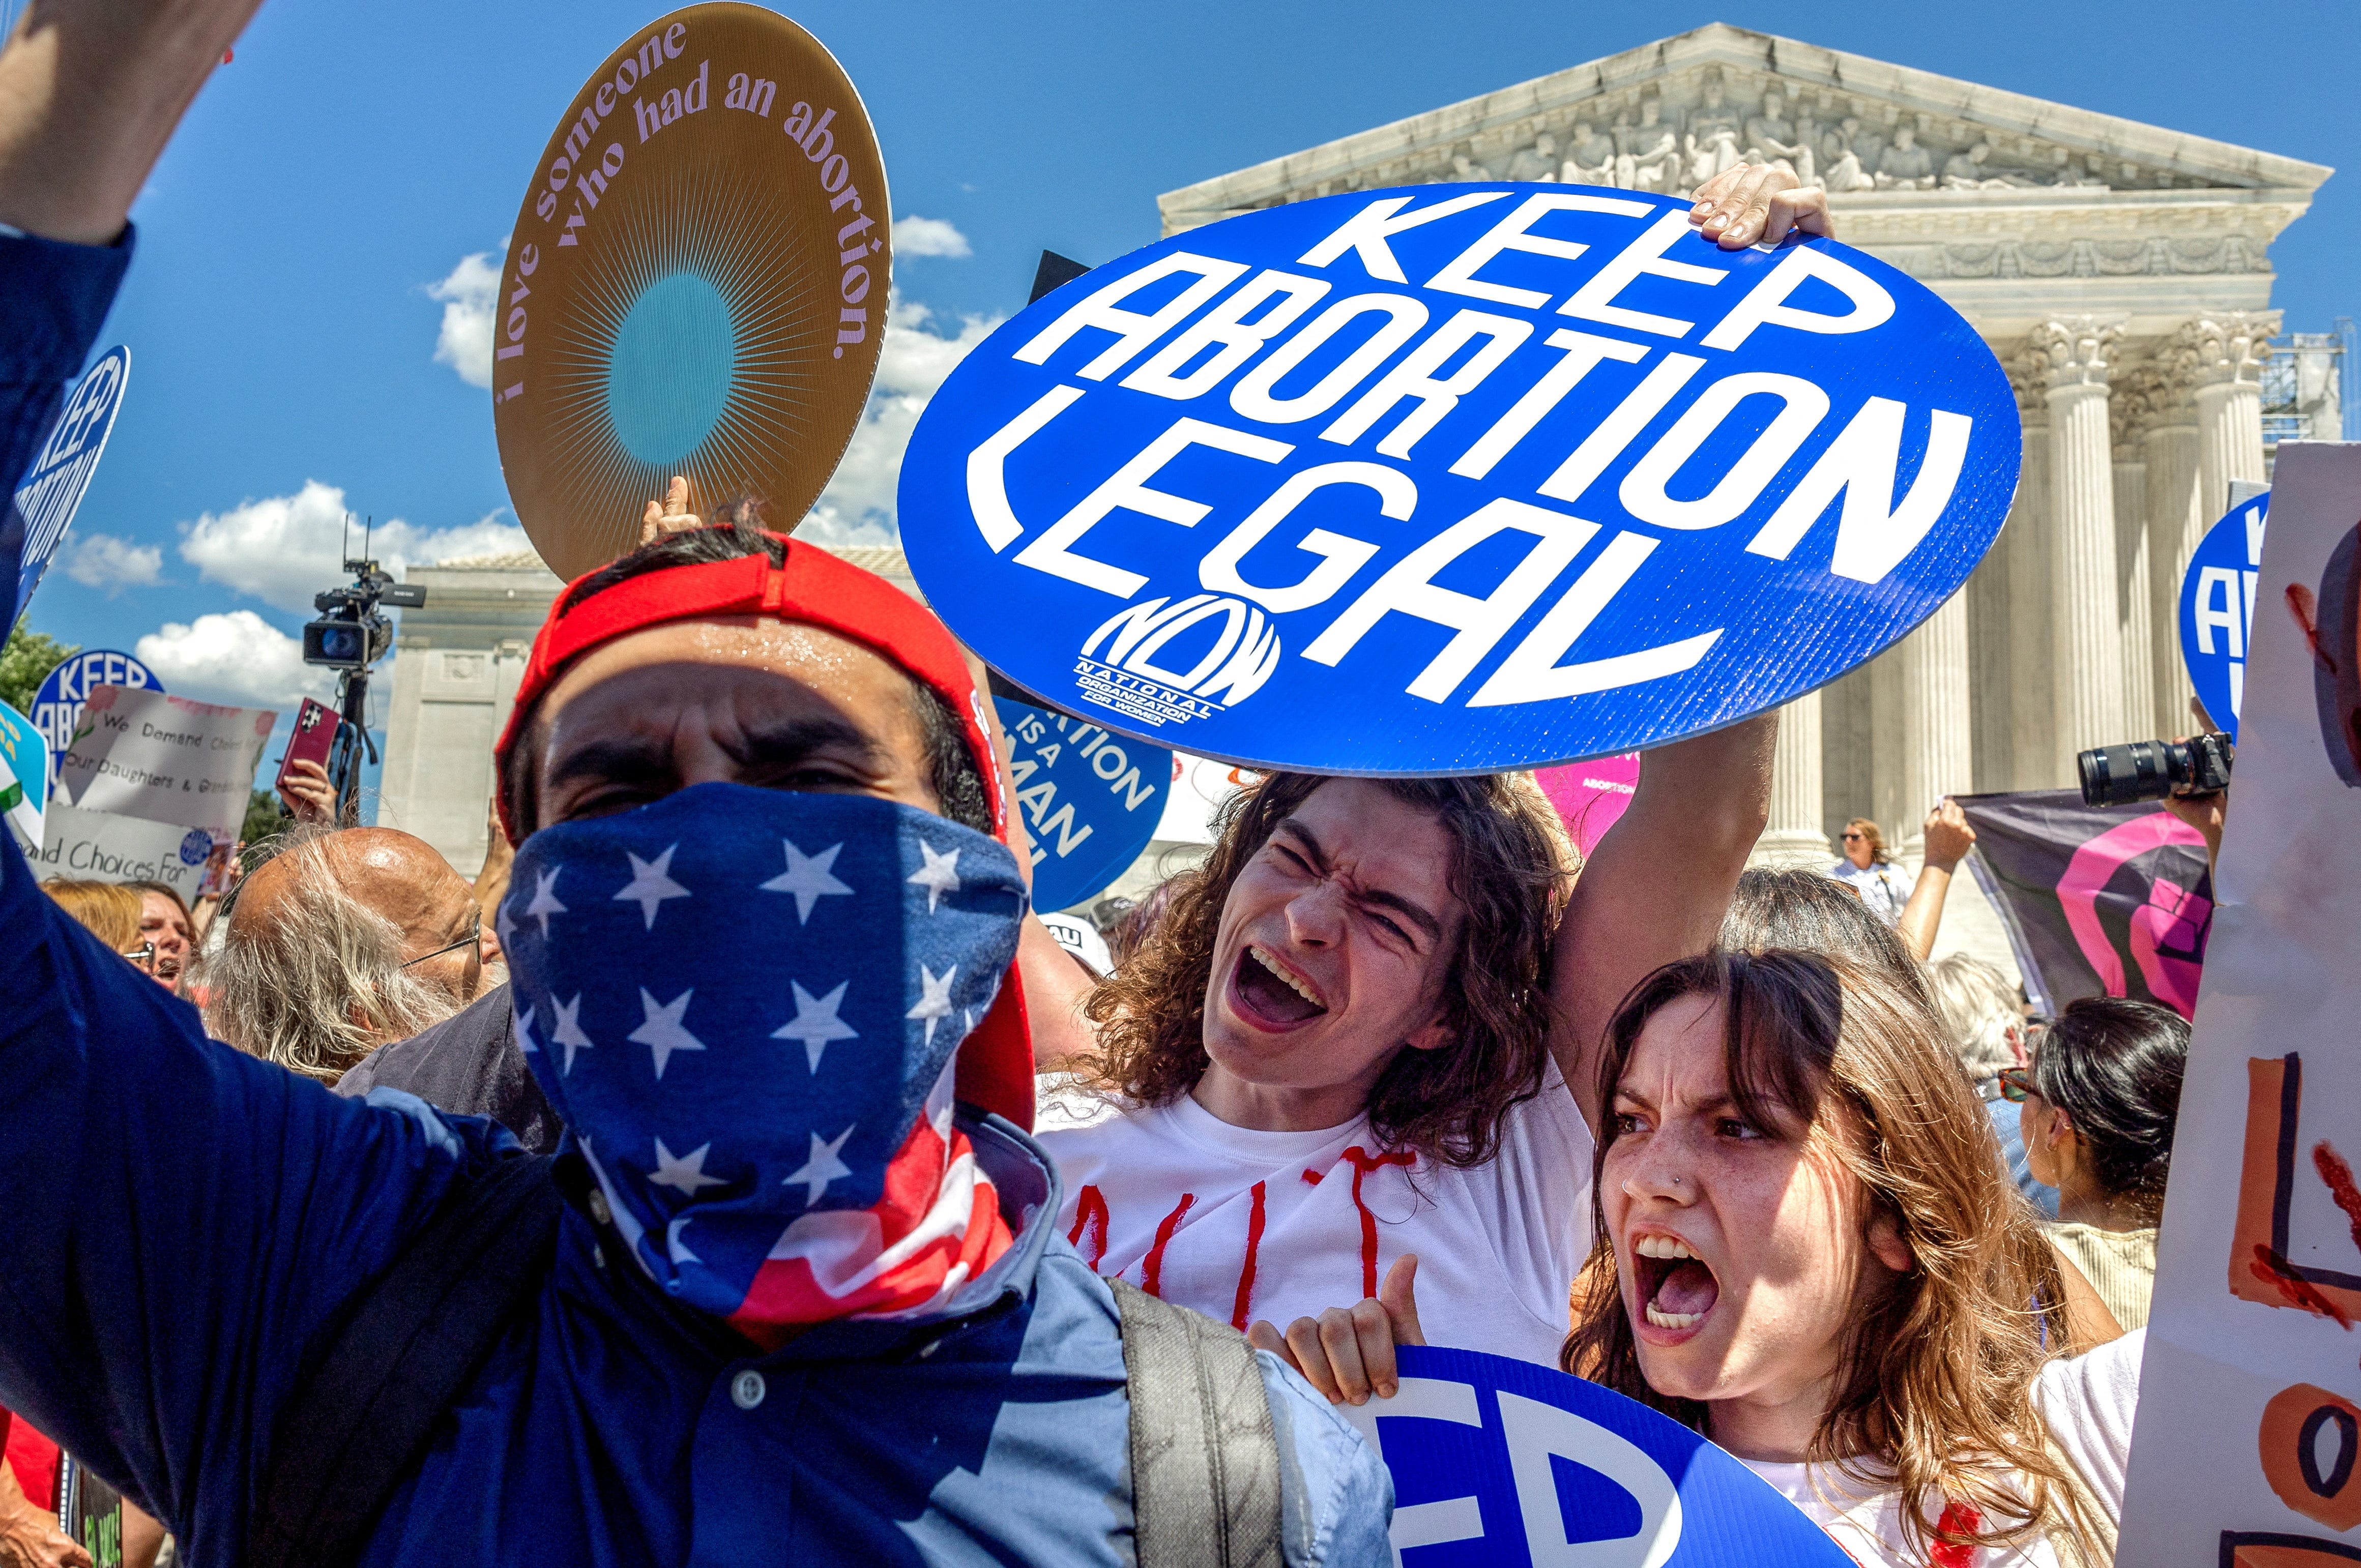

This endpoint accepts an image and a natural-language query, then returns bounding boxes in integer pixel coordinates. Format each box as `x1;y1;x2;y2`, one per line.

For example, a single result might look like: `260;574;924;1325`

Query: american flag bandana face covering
500;782;1028;1344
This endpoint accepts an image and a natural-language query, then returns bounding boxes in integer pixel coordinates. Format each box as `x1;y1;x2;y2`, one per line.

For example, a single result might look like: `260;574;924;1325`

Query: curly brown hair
1563;950;2105;1563
1075;772;1570;1168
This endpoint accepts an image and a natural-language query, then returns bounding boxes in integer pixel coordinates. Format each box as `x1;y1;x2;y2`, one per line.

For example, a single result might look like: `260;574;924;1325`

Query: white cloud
136;611;335;709
62;532;163;593
428;247;504;389
891;216;972;259
177;479;535;611
799;292;1001;547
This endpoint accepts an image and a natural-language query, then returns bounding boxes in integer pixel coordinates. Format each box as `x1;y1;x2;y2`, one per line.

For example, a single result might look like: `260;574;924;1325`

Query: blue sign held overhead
1338;1344;1851;1566
995;695;1171;912
901;186;2019;775
32;649;161;787
2179;490;2267;742
9;346;131;623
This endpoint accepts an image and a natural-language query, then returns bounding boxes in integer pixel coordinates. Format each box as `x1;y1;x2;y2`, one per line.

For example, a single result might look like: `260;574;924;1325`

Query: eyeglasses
401;915;481;969
1840;831;1865;842
120;940;156;972
1997;1066;2035;1103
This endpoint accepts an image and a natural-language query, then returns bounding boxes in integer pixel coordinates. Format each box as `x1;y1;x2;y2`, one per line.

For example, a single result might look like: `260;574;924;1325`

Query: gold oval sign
493;3;890;580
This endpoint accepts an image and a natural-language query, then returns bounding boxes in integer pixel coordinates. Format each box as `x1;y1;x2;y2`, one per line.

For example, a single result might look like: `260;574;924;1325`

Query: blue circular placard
608;273;738;466
994;695;1171;912
899;184;2020;774
1340;1344;1853;1566
31;648;160;784
2178;491;2267;743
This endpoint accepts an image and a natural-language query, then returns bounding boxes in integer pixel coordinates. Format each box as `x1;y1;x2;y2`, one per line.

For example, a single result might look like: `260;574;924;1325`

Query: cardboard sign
493;4;891;579
31;647;161;785
2181;491;2269;742
1536;753;1639;857
1957;790;2212;1021
899;185;2018;774
2117;444;2361;1561
56;686;275;837
10;803;215;900
0;701;48;849
1337;1344;1849;1567
995;695;1171;911
8;345;129;621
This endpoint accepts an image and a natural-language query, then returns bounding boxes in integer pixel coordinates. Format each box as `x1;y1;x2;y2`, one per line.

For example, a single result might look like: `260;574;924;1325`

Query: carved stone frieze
2177;311;2281;387
2031;317;2126;389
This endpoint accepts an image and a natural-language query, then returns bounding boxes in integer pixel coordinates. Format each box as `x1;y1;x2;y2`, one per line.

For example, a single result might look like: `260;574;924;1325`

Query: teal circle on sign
607;273;737;467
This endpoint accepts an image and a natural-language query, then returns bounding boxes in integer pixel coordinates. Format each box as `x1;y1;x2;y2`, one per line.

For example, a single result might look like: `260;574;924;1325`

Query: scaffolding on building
2262;324;2352;448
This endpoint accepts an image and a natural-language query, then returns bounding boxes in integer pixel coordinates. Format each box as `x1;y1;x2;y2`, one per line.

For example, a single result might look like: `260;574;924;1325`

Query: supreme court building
1157;22;2336;866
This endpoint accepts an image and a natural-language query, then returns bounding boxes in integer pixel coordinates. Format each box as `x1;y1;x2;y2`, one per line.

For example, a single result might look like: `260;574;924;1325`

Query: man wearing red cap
0;506;1392;1565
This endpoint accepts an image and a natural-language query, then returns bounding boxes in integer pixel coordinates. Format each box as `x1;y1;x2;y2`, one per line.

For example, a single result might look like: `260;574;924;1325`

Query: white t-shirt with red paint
1034;1069;1595;1366
1738;1329;2143;1567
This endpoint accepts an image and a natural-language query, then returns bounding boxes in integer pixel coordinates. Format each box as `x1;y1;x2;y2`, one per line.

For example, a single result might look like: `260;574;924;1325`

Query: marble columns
2141;346;2203;737
1758;694;1831;867
1894;594;1972;857
2110;377;2154;748
2004;359;2056;787
2034;316;2127;777
2184;312;2276;522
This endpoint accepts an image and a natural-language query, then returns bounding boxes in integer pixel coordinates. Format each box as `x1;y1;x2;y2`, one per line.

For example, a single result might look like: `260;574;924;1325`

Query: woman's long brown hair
1562;950;2104;1562
1074;772;1568;1168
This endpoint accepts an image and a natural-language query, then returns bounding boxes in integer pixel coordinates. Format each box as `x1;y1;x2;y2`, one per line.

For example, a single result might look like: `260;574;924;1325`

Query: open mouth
1631;1232;1719;1335
1230;943;1328;1028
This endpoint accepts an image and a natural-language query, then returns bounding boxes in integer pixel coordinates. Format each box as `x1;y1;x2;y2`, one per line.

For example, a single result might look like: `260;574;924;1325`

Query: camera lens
323;627;359;661
2077;739;2194;807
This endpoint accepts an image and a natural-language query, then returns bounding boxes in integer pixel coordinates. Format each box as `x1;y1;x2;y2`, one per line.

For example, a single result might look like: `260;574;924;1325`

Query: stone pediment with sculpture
1328;64;2224;203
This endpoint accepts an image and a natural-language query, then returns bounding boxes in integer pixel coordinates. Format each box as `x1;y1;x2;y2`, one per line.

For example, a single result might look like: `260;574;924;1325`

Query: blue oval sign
31;648;161;784
900;185;2019;774
1339;1344;1852;1566
995;695;1171;912
10;345;131;624
2179;491;2267;743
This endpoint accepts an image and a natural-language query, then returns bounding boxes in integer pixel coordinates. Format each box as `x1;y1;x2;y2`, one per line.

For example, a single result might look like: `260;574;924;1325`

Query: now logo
1080;594;1281;711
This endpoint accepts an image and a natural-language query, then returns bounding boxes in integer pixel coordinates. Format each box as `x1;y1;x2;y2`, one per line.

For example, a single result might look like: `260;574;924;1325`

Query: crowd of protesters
0;3;2211;1565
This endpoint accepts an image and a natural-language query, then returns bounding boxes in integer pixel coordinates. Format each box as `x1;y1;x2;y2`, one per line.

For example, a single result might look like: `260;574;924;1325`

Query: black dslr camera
303;558;426;670
2076;732;2234;808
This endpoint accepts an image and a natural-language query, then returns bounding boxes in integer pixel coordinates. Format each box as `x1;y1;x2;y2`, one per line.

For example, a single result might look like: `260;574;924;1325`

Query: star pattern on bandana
907;962;958;1046
784;1125;856;1205
759;838;853;924
649;1137;727;1196
628;987;706;1079
613;844;692;929
548;993;594;1074
525;867;568;938
771;980;859;1073
907;841;961;913
515;1001;537;1055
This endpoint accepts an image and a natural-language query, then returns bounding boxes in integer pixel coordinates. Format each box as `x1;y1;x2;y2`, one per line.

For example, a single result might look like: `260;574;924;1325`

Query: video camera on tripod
298;556;426;822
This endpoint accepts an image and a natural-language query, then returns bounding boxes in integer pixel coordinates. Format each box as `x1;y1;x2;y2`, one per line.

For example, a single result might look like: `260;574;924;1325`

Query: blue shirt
0;229;1391;1567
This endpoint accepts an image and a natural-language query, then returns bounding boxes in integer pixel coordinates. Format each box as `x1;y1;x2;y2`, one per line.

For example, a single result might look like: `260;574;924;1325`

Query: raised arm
1547;714;1775;1131
1894;798;1974;963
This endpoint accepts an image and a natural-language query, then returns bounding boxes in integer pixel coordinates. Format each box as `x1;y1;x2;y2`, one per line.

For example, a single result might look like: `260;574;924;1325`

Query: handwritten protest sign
493;5;890;578
9;804;215;901
32;647;161;786
8;345;129;621
2181;491;2270;742
0;702;49;849
1338;1344;1849;1566
2118;443;2361;1562
994;695;1171;911
56;686;275;838
900;184;2017;774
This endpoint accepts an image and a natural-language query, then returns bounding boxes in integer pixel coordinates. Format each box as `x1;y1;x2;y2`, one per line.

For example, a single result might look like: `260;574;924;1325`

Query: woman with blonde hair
41;879;151;971
1564;949;2135;1567
1830;817;1916;926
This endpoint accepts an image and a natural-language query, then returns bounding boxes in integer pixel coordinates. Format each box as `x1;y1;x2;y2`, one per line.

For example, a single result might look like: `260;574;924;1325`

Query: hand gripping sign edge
899;185;2018;777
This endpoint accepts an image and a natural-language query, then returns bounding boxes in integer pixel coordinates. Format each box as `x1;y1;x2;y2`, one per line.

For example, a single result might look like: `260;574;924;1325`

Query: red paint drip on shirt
1142;1193;1194;1298
1068;1183;1110;1271
2314;1142;2361;1257
1230;1181;1269;1330
1300;1169;1323;1186
1929;1502;1981;1568
1342;1146;1415;1298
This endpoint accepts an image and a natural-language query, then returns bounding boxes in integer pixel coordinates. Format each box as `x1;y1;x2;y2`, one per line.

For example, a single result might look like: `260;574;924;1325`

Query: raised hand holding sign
901;175;2015;775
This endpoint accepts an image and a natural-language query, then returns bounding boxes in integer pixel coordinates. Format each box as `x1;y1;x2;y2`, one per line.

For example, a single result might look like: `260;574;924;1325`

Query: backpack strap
249;1153;566;1568
1109;1279;1285;1568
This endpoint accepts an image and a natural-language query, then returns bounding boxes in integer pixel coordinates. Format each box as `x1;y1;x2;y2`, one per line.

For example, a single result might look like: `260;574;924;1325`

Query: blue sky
16;0;2357;777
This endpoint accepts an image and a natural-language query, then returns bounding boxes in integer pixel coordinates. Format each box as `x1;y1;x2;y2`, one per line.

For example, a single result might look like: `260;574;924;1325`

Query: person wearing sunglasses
2000;997;2189;1330
1827;817;1915;927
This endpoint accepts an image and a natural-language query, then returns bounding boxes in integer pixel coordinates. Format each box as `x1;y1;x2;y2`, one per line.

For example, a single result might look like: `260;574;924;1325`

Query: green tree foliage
242;788;288;846
0;620;78;716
